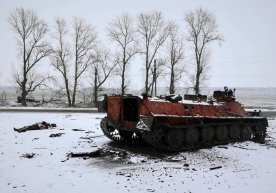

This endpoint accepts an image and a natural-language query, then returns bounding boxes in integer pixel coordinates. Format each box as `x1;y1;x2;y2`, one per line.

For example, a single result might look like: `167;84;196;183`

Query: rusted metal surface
100;87;268;151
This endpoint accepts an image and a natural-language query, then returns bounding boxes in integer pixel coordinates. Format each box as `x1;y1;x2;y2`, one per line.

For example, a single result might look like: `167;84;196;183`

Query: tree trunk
145;47;149;95
21;38;27;106
145;69;149;95
195;69;200;94
72;73;77;107
153;61;157;96
150;83;153;96
21;80;27;106
154;78;157;96
94;68;98;107
72;75;77;107
94;87;98;108
65;78;71;106
195;47;200;95
72;48;78;107
121;49;127;96
121;64;125;96
72;87;76;107
169;64;175;94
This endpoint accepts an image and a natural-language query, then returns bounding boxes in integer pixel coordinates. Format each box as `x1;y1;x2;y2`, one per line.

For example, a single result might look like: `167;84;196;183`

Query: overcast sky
0;0;275;89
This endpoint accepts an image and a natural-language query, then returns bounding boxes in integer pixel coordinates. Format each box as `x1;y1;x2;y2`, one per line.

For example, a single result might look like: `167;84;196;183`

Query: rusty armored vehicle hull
100;88;267;151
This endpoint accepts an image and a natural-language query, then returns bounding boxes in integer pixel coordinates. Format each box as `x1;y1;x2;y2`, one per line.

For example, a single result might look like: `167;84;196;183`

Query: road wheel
149;123;167;146
241;125;252;140
253;125;266;143
215;125;228;142
119;130;134;141
167;129;185;151
201;126;215;143
229;124;241;140
185;127;199;146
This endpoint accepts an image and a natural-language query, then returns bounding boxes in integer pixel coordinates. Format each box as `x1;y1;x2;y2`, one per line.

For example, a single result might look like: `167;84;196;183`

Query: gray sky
0;0;276;89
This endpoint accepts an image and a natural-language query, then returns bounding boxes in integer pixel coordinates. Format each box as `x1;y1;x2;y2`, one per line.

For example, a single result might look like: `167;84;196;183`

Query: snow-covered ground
0;112;276;193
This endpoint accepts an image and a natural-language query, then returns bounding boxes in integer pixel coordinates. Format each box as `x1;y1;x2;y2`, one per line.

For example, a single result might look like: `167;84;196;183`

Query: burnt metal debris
210;166;223;170
68;148;128;159
49;133;65;137
21;153;36;159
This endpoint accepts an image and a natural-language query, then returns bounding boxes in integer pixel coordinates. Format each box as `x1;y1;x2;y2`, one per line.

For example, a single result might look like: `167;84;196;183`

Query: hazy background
0;0;276;89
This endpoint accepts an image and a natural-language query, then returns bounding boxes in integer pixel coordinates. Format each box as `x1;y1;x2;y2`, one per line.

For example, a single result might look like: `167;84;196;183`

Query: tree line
7;7;223;106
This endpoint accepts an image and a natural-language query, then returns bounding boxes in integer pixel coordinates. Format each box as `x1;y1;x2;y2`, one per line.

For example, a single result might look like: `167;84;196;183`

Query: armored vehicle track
101;116;267;151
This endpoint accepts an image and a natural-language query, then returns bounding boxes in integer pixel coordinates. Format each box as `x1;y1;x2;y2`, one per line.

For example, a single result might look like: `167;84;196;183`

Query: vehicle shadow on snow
84;140;201;169
106;140;175;157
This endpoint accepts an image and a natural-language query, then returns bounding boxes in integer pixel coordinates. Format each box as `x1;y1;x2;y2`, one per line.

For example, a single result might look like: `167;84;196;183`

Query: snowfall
0;110;275;193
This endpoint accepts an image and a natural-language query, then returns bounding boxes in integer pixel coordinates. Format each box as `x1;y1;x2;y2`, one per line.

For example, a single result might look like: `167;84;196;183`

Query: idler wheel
215;125;228;142
229;124;241;140
241;125;252;140
100;117;121;141
167;129;185;151
252;125;266;143
185;127;199;146
119;130;134;141
201;126;215;143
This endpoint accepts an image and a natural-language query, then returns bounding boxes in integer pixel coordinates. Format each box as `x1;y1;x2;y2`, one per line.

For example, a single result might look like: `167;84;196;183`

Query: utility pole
153;59;157;97
94;67;98;107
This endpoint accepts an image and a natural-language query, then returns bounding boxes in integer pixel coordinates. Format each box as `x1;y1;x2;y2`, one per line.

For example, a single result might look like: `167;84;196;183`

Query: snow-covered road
0;112;275;193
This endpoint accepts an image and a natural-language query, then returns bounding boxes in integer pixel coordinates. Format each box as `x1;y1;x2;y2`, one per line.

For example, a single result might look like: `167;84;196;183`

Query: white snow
0;106;97;112
0;111;276;193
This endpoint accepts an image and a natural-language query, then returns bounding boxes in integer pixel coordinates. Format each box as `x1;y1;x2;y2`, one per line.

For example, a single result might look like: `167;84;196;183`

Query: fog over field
1;86;276;110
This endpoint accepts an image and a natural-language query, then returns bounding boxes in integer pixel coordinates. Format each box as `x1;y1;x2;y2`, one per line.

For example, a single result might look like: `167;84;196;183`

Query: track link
101;116;267;151
100;116;142;144
141;118;267;151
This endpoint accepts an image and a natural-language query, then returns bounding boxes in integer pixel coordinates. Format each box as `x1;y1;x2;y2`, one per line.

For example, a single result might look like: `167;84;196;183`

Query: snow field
0;112;275;193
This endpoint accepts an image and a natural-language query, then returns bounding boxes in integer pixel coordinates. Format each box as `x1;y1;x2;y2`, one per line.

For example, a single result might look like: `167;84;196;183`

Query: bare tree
166;22;185;94
91;47;117;106
50;17;72;106
72;17;98;106
51;17;98;107
137;11;170;95
185;7;223;94
107;13;139;95
8;7;52;106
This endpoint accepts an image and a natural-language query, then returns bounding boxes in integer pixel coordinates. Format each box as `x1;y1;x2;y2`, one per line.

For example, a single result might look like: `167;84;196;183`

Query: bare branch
90;46;117;105
71;17;98;106
185;7;223;94
107;13;139;95
50;17;72;106
165;21;186;94
26;73;54;93
137;11;171;94
8;7;51;106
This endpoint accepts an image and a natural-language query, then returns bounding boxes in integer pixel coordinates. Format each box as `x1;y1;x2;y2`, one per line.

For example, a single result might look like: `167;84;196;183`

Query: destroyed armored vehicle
100;88;267;151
